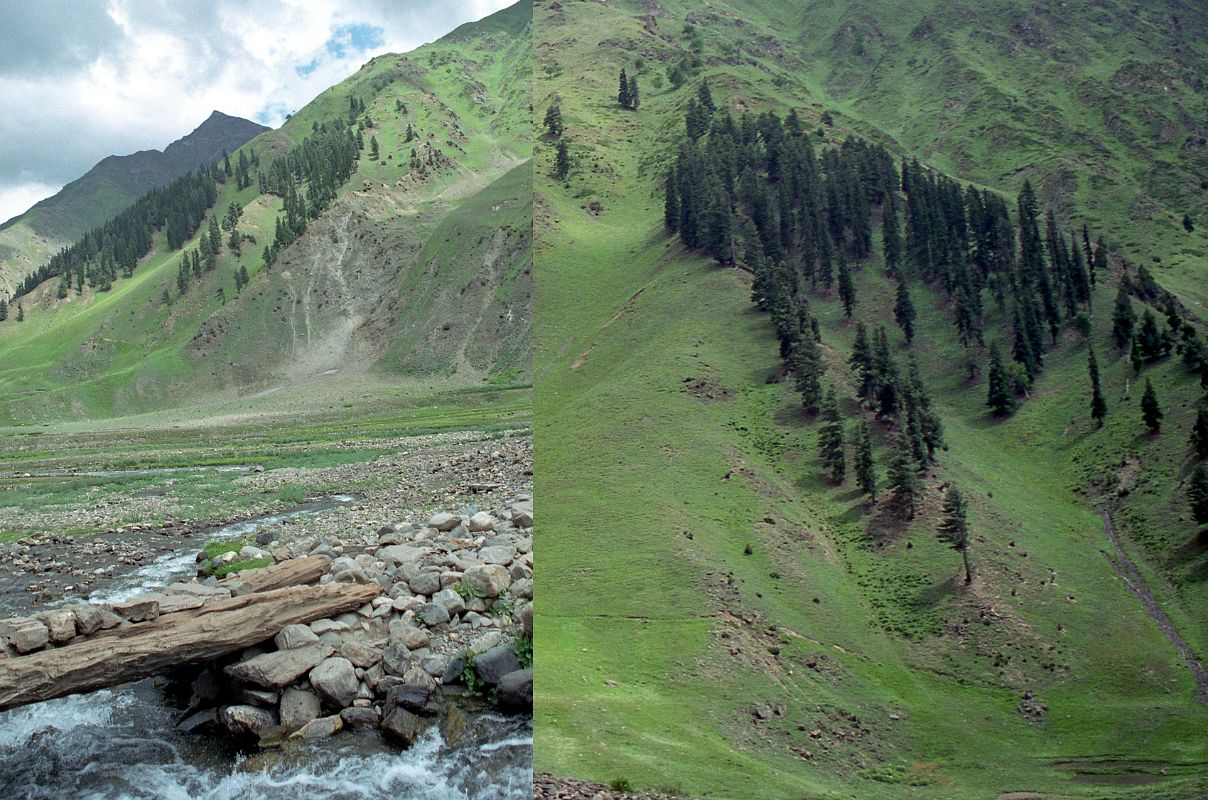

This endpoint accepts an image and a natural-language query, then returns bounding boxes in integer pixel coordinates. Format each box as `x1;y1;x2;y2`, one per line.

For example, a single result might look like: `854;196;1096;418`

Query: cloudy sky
0;0;514;223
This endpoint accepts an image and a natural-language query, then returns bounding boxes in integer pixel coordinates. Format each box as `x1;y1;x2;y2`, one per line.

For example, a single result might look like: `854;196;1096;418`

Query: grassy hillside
0;112;267;297
0;0;532;423
534;1;1208;797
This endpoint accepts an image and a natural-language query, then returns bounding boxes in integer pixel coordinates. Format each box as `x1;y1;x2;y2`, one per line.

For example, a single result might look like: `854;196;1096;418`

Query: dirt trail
1099;506;1208;703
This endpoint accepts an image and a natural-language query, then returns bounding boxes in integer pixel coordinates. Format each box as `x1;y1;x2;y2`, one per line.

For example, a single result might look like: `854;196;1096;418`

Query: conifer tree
369;136;380;160
854;419;877;499
790;331;825;415
1191;406;1208;459
837;254;856;317
849;323;875;400
543;104;564;137
663;169;679;231
937;487;972;584
818;389;846;483
894;279;916;344
1112;285;1135;349
1189;464;1208;524
553;140;570;181
987;344;1013;416
618;69;631;108
1141;378;1162;434
1088;347;1107;427
627;75;640;110
887;430;921;519
0;298;7;321
15;303;23;322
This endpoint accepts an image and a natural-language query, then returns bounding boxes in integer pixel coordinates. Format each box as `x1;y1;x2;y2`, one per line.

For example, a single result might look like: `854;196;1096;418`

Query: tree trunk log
219;554;332;593
0;582;379;712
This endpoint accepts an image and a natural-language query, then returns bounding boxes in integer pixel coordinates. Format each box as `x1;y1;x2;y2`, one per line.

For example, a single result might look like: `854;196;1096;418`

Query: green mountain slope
0;0;531;423
0;111;268;296
535;1;1208;797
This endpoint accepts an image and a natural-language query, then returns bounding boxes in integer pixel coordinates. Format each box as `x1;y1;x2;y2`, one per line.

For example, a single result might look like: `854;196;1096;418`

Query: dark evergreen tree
837;253;856;317
1088;347;1107;427
854;419;877;499
543;104;564;137
618;69;631;108
818;389;847;483
1185;214;1195;233
1189;464;1208;524
849;323;875;401
369;136;380;160
893;279;915;344
1192;406;1208;459
1141;378;1162;434
1112;285;1135;349
887;430;921;519
937;487;972;584
627;76;640;110
987;344;1013;416
790;331;825;416
663;169;680;231
553;140;570;181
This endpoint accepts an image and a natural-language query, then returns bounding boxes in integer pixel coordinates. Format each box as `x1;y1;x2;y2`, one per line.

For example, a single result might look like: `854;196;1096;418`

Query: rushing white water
0;681;531;799
88;494;360;603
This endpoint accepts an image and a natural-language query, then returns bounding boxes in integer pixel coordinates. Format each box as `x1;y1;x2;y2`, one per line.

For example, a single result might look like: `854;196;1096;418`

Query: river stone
37;609;76;644
511;501;533;528
516;602;533;637
226;643;334;689
419;602;450;627
177;709;219;734
461;564;510;598
381;641;411;676
389;621;429;649
309;657;359;708
219;705;276;737
309;618;349;635
112;596;160;623
440;655;465;685
510;578;533;600
239;688;278;707
380;707;426;747
467;511;496;532
478;546;514;566
432;587;466;616
441;706;471;747
469;630;502;655
496;668;533;713
379;545;428;566
408;571;441;596
428;512;461;532
292;715;343;740
1;618;49;653
68;603;105;635
339;639;382;668
274;623;320;650
384;666;438;717
279;687;322;732
474;644;523;687
340;706;380;729
239;545;271;561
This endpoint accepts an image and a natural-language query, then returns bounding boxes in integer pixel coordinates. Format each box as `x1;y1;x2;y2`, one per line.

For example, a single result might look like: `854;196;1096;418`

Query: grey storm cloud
0;0;514;222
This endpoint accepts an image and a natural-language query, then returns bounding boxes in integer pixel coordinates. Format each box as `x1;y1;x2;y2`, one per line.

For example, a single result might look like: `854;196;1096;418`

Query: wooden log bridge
0;555;380;712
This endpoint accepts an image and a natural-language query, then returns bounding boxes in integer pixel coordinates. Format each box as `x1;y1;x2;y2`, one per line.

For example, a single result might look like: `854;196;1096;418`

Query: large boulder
496;668;533;713
432;587;466;616
381;707;426;747
279;687;322;732
467;512;496;532
474;644;523;687
461;564;510;598
478;546;514;566
308;657;359;708
225;644;334;689
419;603;450;627
384;666;438;717
380;545;429;566
219;704;276;737
428;512;461;532
408;571;441;596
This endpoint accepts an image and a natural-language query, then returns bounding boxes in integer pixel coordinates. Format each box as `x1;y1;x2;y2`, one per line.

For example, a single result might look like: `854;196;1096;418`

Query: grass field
535;1;1208;796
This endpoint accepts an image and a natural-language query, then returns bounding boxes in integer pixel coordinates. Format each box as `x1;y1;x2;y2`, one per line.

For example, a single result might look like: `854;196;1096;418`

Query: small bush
608;778;633;793
212;555;272;579
276;484;306;505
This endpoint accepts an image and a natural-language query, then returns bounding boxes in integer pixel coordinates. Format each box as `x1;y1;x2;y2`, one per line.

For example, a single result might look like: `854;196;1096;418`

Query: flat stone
389;620;429;650
428;512;461;532
340;706;380;729
225;643;334;689
0;618;49;653
111;597;160;623
478;546;514;566
309;619;350;635
292;714;343;740
339;639;382;669
274;623;321;650
219;704;276;737
379;545;429;566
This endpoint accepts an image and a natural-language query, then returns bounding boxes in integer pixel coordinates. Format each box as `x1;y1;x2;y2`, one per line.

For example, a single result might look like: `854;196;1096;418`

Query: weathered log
219;554;332;594
0;582;379;712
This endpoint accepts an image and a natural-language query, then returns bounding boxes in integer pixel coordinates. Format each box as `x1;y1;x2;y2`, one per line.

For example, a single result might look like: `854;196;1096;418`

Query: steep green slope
0;0;532;422
535;1;1208;797
0;111;267;296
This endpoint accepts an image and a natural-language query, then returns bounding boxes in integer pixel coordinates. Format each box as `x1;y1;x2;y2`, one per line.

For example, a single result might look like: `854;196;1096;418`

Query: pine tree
1192;406;1208;459
1184;214;1195;233
893;279;916;344
790;332;825;415
627;76;640;110
553;140;570;181
1189;464;1208;524
818;390;847;483
1088;347;1107;427
1112;285;1135;349
987;344;1013;416
849;323;875;400
543;104;564;137
937;487;972;584
887;430;921;519
854;419;877;499
369;136;380;160
618;69;631;108
1141;378;1162;434
837;254;856;317
664;169;680;231
0;298;7;321
15;303;23;322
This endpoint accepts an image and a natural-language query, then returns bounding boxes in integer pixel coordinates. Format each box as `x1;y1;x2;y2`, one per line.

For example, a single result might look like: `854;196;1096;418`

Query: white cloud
0;0;517;220
0;181;59;226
